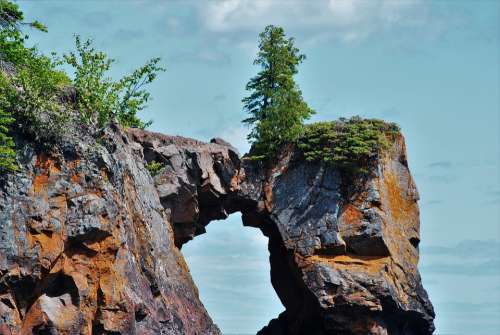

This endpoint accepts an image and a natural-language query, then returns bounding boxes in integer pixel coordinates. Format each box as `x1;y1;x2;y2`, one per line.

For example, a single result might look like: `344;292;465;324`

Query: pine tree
0;106;16;172
242;25;314;157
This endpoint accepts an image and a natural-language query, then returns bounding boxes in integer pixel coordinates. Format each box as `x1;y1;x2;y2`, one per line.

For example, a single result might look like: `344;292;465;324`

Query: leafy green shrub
0;0;22;27
0;58;71;141
1;0;70;143
0;0;46;33
0;1;166;173
64;36;165;129
1;1;48;67
0;106;16;172
298;116;400;173
145;160;163;176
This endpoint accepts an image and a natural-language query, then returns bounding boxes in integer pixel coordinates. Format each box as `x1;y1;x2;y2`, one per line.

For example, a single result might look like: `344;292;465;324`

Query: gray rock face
0;126;221;335
127;129;240;248
244;139;434;335
0;125;434;335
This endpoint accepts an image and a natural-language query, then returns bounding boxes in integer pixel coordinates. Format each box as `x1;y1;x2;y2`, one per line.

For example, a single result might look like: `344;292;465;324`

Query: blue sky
19;1;499;334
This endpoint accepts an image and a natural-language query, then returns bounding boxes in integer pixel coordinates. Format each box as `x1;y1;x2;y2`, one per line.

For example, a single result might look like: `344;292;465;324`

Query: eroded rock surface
242;137;435;335
0;126;434;334
0;126;222;335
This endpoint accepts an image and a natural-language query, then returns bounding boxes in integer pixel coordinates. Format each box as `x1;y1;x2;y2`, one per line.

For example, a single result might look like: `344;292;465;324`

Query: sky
18;1;500;334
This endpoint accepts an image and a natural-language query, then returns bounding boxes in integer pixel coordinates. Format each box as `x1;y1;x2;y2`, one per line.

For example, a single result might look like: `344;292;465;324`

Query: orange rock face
0;126;434;334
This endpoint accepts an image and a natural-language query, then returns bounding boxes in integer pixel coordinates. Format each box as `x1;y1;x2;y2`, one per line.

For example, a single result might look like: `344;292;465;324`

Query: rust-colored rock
0;126;222;334
0;125;434;334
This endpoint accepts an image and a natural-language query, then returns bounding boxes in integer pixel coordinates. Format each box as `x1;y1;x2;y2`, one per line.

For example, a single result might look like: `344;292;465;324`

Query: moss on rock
298;116;400;173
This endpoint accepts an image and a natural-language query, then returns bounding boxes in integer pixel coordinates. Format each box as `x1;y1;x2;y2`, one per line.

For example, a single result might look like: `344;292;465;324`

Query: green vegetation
64;36;165;129
0;57;71;142
0;0;45;32
0;0;69;144
0;0;165;174
242;25;314;158
145;160;164;176
298;116;400;173
241;27;400;172
1;2;399;178
0;106;16;172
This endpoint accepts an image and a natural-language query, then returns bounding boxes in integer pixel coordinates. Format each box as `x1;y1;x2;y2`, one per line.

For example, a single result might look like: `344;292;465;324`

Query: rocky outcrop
0;125;222;335
241;138;435;335
0;124;434;334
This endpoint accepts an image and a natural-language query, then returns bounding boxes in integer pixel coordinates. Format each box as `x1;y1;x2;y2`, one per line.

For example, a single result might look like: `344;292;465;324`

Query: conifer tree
242;25;314;157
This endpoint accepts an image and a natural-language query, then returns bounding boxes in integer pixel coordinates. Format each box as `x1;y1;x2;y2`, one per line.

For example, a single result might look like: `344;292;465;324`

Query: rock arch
0;126;434;334
130;128;435;335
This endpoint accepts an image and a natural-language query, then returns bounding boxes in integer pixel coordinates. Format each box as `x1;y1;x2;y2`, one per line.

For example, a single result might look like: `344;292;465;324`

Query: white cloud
197;0;428;43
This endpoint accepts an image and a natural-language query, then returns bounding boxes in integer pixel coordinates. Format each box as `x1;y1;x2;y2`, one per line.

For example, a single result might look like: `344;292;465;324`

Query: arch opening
182;213;284;335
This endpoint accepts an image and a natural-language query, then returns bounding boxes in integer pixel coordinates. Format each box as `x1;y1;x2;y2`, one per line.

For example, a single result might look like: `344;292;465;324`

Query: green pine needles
298;116;400;173
243;26;400;173
242;25;314;158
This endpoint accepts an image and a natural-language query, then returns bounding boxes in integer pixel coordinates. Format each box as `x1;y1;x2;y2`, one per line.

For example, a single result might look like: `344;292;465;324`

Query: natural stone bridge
0;125;434;334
